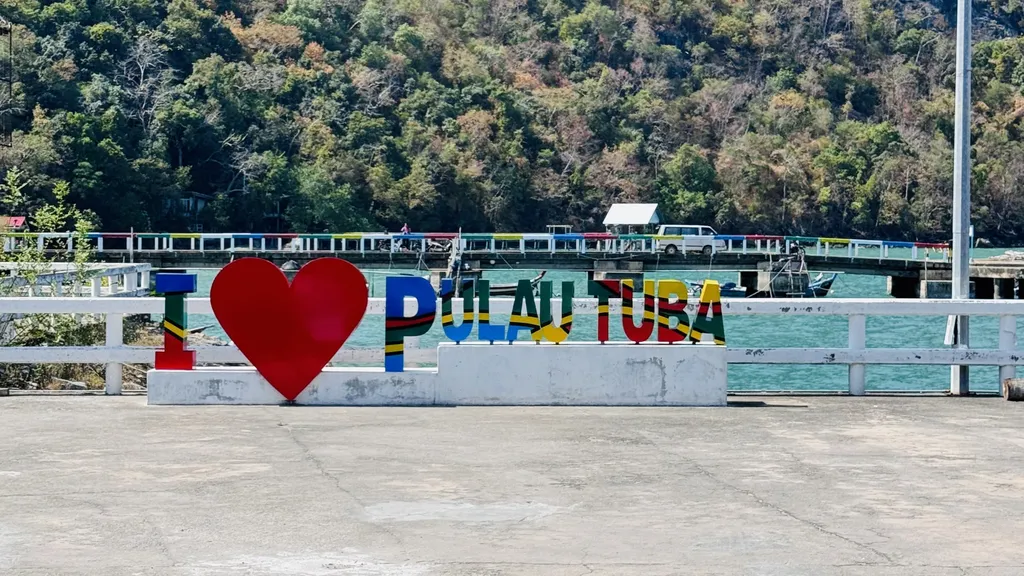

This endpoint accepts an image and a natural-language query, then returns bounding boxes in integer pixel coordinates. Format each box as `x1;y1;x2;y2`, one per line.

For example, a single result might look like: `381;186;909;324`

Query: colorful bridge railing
1;231;952;262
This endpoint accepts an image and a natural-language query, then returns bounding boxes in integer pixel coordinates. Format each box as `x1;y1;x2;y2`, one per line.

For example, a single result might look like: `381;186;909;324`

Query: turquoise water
184;247;1016;393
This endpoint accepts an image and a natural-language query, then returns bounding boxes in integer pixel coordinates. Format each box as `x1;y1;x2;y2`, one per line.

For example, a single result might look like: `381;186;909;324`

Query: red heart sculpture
210;257;368;401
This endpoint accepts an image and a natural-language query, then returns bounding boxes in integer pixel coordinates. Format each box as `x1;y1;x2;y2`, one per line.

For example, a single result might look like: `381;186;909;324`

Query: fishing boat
686;272;838;298
450;271;546;297
807;272;838;297
684;280;748;298
440;239;547;296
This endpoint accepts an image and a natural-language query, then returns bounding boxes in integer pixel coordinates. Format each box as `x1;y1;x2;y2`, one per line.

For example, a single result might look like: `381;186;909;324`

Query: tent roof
602;203;660;226
0;216;26;229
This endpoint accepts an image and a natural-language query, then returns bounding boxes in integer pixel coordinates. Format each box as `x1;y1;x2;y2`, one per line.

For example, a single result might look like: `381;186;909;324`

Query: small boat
685;280;748;298
449;270;547;297
808;272;838;298
686;273;838;298
491;270;546;296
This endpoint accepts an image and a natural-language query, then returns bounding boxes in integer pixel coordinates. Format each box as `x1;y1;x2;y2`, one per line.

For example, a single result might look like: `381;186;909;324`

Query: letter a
507;279;540;342
690;280;726;345
536;281;574;343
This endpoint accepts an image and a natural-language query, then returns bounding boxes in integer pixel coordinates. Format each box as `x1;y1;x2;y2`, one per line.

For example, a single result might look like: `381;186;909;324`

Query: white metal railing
0;297;1018;396
1;232;953;263
0;264;151;298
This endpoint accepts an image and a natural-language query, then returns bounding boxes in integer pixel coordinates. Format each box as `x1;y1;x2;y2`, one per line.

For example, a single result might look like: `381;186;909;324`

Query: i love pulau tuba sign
154;257;726;402
383;275;726;372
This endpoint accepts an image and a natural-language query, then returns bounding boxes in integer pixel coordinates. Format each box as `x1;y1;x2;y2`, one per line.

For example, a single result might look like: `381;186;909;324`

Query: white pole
848;314;866;395
999;315;1016;387
105;313;123;395
951;0;972;395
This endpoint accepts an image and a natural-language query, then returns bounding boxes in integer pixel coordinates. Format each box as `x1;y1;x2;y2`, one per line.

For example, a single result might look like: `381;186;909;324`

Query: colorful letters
384;276;436;372
476;279;505;342
440;278;474;343
154;272;197;370
536;281;574;343
621;279;656;344
587;280;620;343
656;280;690;343
380;276;726;371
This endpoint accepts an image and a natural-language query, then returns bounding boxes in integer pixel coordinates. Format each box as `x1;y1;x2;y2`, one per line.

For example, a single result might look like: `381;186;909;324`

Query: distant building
0;216;27;231
175;193;212;232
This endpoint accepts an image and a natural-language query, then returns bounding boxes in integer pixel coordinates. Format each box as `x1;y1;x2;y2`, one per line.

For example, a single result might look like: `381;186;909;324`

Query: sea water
184;247;1019;392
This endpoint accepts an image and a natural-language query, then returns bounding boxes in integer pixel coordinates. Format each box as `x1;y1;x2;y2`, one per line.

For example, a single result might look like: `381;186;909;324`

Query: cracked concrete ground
1;395;1023;575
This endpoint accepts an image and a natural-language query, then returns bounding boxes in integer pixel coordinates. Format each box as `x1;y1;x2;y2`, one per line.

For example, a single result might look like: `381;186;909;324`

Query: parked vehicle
656;225;726;256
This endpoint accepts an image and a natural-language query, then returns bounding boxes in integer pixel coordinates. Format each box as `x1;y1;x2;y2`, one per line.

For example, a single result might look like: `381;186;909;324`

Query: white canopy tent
602;203;661;232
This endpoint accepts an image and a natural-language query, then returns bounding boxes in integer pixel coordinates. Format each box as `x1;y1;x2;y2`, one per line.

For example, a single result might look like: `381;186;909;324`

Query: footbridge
5;230;1019;298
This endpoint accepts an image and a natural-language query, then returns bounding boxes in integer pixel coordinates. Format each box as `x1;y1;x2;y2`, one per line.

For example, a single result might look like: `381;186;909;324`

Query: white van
656;225;725;255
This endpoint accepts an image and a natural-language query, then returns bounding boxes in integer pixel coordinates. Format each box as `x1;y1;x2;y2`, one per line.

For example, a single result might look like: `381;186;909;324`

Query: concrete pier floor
1;395;1023;575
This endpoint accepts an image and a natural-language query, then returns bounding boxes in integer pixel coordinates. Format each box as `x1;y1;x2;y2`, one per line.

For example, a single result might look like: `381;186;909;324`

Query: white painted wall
148;367;437;406
147;343;727;406
437;343;726;405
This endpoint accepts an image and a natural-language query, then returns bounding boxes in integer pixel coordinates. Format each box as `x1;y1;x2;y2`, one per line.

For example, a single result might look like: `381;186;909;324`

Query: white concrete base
147;343;727;406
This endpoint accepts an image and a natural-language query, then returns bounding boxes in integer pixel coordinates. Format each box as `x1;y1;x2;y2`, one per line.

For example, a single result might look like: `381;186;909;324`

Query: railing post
105;313;123;395
1000;315;1016;386
126;272;138;295
848;314;866;395
141;270;151;291
91;277;102;297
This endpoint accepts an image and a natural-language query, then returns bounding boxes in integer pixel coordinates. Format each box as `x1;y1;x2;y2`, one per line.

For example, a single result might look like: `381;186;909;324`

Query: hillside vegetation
1;0;1024;241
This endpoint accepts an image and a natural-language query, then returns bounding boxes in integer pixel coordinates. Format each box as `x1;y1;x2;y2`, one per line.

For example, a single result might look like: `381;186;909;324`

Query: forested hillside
1;0;1023;240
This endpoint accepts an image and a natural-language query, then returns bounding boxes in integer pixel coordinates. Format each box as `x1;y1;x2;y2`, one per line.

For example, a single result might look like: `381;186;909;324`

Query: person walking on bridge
400;223;411;250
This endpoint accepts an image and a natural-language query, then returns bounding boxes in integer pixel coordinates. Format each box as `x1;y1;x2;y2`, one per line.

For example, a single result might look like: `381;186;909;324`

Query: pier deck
91;249;956;275
1;395;1022;575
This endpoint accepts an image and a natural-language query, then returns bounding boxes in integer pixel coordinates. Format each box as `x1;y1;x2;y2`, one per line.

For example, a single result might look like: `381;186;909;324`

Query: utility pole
950;0;972;395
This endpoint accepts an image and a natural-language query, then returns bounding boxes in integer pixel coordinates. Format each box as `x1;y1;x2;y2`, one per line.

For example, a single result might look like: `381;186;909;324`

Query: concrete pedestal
147;343;728;406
